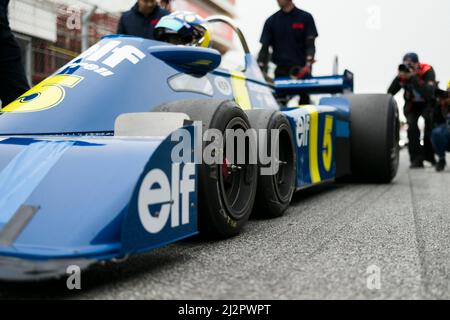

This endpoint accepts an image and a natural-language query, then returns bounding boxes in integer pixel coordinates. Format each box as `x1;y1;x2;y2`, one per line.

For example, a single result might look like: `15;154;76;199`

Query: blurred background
8;0;450;96
8;0;238;85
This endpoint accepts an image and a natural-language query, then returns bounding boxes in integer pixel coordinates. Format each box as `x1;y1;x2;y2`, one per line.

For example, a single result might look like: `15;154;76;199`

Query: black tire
246;110;296;218
155;100;258;238
346;94;400;183
247;110;296;218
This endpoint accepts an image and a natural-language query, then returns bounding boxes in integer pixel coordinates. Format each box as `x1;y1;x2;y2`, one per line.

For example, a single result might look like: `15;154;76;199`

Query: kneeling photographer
431;81;450;172
388;53;437;168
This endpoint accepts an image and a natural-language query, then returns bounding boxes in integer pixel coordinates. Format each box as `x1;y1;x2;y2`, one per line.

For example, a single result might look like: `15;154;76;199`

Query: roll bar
205;15;250;54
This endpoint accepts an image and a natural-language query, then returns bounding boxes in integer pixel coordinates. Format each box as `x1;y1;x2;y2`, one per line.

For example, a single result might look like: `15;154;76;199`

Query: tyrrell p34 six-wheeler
0;15;399;280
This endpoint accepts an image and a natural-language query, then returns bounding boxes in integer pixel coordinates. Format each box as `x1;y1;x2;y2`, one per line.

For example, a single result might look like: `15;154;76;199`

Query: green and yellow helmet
154;11;211;48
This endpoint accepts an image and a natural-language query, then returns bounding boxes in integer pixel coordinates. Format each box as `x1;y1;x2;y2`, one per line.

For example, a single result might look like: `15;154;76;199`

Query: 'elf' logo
64;40;146;77
138;164;196;234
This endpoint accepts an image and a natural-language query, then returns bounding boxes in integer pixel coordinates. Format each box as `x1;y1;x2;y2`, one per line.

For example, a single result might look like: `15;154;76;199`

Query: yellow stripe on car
190;60;213;66
301;105;321;183
322;115;334;172
230;70;252;110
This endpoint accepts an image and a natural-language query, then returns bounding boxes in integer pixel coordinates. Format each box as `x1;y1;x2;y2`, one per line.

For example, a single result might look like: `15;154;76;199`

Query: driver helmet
154;11;211;48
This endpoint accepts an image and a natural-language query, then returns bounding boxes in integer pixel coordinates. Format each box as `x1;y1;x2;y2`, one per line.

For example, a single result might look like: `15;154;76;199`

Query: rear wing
274;70;354;97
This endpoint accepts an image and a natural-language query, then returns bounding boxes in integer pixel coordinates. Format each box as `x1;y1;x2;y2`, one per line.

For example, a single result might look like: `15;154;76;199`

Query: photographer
431;81;450;172
388;53;437;168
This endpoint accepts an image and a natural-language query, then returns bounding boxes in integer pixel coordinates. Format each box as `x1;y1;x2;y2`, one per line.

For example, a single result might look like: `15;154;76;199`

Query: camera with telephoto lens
399;64;413;73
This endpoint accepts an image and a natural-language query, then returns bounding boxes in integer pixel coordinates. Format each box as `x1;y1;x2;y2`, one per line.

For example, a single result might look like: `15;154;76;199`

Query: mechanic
0;0;29;108
257;0;318;104
117;0;170;40
431;81;450;172
153;12;211;48
388;53;437;168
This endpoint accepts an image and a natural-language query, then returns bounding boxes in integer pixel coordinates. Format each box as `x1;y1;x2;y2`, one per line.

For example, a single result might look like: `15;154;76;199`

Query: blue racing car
0;13;399;280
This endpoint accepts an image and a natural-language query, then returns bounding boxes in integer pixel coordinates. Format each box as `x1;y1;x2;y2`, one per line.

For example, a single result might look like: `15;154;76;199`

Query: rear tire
155;100;258;238
346;94;400;183
246;110;296;218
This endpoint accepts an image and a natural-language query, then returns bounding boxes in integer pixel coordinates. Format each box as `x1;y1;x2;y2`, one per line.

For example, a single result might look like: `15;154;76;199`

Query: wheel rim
218;117;256;220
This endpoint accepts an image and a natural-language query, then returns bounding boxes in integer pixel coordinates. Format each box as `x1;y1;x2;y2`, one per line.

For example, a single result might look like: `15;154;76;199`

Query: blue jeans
432;125;450;160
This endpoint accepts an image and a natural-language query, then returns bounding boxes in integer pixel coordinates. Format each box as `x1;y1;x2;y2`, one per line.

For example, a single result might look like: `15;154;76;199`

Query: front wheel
155;100;258;238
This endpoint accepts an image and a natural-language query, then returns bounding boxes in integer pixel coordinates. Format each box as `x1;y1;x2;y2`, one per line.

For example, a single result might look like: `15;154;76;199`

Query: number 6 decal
2;75;83;113
322;115;333;172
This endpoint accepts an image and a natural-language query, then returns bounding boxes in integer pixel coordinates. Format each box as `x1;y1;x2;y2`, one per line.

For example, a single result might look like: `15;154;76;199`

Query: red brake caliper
222;158;230;180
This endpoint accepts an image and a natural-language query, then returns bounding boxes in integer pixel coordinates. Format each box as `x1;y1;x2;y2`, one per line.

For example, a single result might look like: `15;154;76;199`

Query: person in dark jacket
117;0;170;40
0;0;29;108
257;0;318;104
388;52;437;168
431;81;450;172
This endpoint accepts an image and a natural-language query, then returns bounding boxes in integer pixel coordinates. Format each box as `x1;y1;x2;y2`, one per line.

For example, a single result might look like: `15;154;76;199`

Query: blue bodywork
274;70;354;96
0;130;198;279
0;34;352;280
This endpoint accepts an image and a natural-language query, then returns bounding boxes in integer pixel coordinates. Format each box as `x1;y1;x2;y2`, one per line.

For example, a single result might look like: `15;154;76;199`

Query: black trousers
404;102;435;163
275;65;310;105
0;36;30;107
